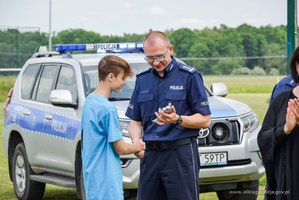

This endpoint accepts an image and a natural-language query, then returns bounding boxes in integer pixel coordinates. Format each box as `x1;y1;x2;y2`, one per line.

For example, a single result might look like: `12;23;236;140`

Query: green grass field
204;75;283;93
0;75;281;199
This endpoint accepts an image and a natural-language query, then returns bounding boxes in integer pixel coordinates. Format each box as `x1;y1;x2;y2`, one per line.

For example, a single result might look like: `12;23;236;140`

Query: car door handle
22;111;30;116
44;114;53;120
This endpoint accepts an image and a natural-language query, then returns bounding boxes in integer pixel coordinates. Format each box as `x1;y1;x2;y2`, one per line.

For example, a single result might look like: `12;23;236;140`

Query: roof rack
53;42;144;54
31;51;60;58
31;46;60;58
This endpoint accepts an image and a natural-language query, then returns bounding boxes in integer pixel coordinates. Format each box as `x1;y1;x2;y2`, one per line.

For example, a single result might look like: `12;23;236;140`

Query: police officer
125;31;211;200
270;74;295;103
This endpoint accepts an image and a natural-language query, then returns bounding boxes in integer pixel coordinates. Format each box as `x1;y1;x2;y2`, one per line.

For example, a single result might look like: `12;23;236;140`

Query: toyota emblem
198;128;210;138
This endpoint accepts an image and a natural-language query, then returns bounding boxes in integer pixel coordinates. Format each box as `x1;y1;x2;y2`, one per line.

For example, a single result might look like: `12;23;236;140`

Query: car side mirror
210;82;228;97
50;89;76;108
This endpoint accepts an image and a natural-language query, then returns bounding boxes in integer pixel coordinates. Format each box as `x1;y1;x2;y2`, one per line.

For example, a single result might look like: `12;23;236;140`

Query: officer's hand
134;139;145;152
153;106;178;125
134;149;145;158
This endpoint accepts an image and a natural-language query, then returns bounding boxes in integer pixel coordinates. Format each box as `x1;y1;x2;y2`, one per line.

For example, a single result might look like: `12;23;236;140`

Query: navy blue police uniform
270;74;295;103
125;57;211;200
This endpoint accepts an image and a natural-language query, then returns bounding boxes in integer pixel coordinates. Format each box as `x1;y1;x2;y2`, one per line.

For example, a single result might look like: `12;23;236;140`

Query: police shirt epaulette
178;64;196;73
136;68;152;77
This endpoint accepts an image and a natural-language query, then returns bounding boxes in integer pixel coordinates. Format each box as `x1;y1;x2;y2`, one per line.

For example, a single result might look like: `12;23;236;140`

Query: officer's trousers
137;138;200;200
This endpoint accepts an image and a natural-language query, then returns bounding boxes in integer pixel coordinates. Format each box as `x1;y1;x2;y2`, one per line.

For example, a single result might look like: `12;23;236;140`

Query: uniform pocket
166;91;186;113
166;91;186;101
137;92;153;102
137;91;154;122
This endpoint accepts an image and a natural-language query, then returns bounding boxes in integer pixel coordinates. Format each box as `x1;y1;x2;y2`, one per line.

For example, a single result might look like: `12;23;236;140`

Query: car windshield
83;63;151;100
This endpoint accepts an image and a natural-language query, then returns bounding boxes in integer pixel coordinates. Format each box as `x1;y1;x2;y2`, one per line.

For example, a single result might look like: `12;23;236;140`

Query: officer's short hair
143;31;170;47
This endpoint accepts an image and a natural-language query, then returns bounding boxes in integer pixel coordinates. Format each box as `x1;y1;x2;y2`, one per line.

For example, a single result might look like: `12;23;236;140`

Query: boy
81;55;144;200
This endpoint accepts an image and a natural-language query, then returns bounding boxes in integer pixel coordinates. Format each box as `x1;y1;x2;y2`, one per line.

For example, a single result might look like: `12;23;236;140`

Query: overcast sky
0;0;288;36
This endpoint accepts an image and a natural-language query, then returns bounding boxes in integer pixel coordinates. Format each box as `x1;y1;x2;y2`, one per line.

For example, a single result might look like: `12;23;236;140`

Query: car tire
75;145;85;200
77;167;86;200
12;143;45;200
216;180;259;200
124;189;137;199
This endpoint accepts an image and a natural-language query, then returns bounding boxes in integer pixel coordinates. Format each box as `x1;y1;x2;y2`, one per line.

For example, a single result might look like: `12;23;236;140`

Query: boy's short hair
98;55;134;81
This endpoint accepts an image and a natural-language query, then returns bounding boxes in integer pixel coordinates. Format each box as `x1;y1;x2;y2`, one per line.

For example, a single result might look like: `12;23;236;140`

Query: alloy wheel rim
15;154;26;192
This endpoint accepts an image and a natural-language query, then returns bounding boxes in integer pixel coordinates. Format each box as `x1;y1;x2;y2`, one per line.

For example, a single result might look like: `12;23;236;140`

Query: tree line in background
0;24;288;75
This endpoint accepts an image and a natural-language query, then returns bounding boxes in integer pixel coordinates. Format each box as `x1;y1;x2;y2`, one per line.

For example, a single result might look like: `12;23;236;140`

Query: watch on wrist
176;115;183;124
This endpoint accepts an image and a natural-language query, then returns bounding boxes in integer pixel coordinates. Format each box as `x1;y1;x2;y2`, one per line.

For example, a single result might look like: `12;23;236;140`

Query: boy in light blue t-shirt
81;55;144;200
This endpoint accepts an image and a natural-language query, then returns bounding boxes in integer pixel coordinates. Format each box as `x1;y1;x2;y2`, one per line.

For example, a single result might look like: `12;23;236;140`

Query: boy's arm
113;139;144;155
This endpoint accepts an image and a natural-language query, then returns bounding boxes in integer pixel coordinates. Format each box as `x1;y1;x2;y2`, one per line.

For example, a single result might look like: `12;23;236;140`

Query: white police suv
2;42;264;200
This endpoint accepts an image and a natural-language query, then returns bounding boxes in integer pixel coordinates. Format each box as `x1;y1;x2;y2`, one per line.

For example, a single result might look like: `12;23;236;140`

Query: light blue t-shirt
81;95;123;200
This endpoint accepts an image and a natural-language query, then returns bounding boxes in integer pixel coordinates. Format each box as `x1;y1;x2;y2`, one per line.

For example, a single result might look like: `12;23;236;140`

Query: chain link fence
0;26;289;76
0;26;42;75
181;56;288;75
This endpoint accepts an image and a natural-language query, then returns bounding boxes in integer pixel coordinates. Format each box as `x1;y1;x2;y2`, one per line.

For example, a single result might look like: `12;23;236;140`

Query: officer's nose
152;59;160;66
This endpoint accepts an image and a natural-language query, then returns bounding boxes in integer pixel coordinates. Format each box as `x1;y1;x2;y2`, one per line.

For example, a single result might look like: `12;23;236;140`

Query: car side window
83;70;98;96
56;65;78;104
21;64;41;100
35;65;60;103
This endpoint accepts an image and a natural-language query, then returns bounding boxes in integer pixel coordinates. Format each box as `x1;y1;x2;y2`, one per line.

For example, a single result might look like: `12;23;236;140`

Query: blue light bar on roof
53;42;144;53
53;44;91;53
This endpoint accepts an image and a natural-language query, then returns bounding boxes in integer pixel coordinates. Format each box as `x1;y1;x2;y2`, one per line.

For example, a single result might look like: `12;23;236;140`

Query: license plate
199;152;227;166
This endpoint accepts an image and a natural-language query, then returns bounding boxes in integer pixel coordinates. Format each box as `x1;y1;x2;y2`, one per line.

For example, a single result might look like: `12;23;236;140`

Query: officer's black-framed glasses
144;49;169;63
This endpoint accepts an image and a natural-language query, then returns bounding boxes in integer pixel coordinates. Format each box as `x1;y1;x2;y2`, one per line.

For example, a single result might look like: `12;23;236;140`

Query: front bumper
122;152;264;189
121;126;264;190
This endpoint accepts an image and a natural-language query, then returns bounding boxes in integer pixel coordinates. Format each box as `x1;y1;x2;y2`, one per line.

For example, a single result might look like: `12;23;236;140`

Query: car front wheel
75;144;85;200
12;143;45;200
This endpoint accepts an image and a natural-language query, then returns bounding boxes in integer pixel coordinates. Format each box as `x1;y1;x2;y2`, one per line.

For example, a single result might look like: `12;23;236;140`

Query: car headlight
240;113;259;133
211;123;229;141
119;119;130;137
